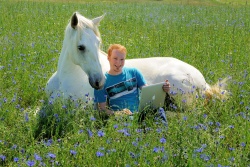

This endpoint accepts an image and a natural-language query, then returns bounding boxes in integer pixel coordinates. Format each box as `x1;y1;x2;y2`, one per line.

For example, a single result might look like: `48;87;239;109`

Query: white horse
46;12;226;105
46;12;107;102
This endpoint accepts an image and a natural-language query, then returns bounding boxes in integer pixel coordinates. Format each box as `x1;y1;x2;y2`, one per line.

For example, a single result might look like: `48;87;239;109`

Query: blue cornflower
25;112;29;122
241;142;246;147
13;157;19;162
183;116;187;121
47;153;56;159
200;154;210;161
70;150;77;156
156;128;162;133
208;121;213;125
44;139;53;146
78;129;84;134
114;124;118;129
216;122;221;127
153;147;160;153
26;160;35;166
97;130;105;137
34;154;42;161
90;116;96;121
11;144;17;149
129;152;136;158
229;157;235;162
160;137;166;143
0;155;6;161
87;129;93;137
228;125;234;129
124;131;131;136
195;147;203;153
136;129;143;133
132;141;138;147
96;151;104;157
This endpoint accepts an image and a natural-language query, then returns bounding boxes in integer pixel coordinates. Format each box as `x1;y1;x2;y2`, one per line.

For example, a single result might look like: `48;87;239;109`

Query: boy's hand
162;80;171;93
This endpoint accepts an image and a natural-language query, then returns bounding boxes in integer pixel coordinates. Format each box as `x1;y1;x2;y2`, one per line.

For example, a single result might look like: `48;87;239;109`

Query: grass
0;0;249;166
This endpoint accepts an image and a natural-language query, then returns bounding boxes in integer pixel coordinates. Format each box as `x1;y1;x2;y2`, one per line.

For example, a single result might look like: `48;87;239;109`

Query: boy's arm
98;102;114;115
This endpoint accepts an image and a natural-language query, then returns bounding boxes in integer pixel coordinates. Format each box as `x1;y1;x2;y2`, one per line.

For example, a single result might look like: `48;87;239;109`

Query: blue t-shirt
94;67;146;112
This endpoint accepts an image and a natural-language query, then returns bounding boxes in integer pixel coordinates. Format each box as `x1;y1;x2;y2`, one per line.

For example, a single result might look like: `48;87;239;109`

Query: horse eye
78;45;85;51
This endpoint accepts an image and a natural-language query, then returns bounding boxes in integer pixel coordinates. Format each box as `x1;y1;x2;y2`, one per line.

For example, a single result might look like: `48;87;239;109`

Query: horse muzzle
88;76;105;90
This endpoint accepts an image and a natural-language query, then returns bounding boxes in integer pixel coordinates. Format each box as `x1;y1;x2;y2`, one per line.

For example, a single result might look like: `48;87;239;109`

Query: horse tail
204;78;229;102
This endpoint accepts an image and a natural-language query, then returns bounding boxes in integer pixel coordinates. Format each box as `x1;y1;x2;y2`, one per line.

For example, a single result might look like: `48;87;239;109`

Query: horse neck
99;50;109;72
57;46;78;76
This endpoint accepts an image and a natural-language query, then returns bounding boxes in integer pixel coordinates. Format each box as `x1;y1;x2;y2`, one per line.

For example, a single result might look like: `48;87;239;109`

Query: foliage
0;0;249;166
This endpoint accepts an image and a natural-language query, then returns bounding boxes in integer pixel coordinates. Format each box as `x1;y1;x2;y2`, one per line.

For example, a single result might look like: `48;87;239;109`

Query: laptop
138;82;166;111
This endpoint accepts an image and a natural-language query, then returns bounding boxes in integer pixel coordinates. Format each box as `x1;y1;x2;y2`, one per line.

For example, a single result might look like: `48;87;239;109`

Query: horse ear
92;14;105;26
71;12;78;29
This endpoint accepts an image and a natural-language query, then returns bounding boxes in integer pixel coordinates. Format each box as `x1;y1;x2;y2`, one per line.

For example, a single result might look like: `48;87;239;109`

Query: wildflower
96;151;104;157
229;157;235;162
183;116;187;121
240;142;246;147
216;122;221;127
208;121;213;125
114;124;118;129
11;144;17;149
78;129;84;134
74;142;79;147
97;130;105;137
129;152;136;158
47;153;56;159
44;139;53;146
90;116;96;121
87;129;93;137
160;137;166;144
25;112;29;122
34;154;42;161
124;131;131;136
132;141;138;147
70;150;77;156
156;128;162;133
228;125;234;129
14;157;19;162
136;129;143;133
153;147;160;153
195;147;203;153
0;155;6;161
200;154;210;161
219;135;225;139
26;160;35;166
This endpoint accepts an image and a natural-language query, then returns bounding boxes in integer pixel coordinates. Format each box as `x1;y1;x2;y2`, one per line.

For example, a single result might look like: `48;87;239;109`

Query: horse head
65;12;106;90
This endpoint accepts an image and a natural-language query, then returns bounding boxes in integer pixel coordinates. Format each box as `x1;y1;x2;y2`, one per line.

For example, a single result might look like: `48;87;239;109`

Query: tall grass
0;0;249;166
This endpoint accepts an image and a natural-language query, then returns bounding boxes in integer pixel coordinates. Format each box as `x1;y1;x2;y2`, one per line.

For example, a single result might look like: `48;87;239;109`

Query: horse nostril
96;82;99;88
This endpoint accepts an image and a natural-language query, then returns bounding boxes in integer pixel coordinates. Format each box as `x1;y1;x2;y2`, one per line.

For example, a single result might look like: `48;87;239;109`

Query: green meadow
0;0;249;166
